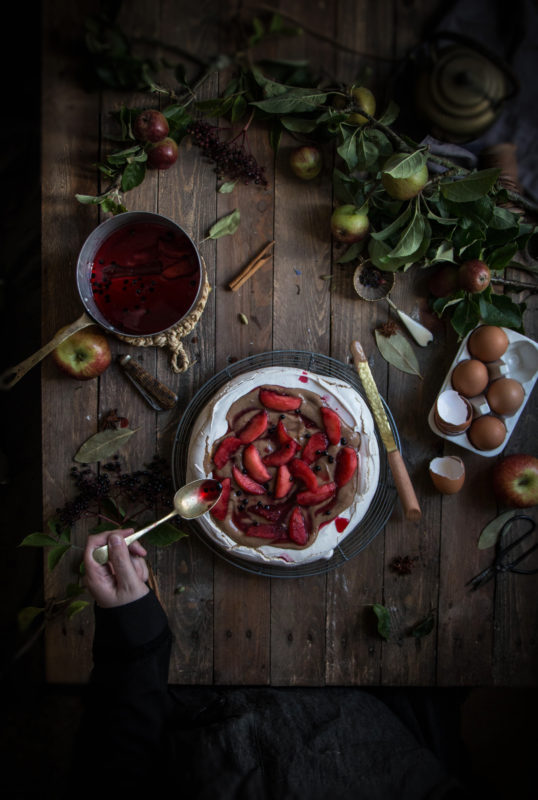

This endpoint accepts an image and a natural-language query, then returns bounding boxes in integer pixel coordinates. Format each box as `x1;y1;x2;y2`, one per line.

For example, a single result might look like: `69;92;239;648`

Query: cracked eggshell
429;456;465;494
434;389;472;434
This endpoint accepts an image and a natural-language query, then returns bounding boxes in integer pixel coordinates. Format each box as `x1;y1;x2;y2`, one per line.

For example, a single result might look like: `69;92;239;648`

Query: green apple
347;86;376;126
331;205;370;243
381;153;429;200
289;145;322;180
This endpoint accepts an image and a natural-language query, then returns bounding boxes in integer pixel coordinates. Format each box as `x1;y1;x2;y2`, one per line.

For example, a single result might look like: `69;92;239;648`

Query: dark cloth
70;592;471;800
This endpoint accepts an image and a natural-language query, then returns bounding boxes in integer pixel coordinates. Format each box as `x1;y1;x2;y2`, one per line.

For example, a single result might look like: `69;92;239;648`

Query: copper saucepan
0;211;203;390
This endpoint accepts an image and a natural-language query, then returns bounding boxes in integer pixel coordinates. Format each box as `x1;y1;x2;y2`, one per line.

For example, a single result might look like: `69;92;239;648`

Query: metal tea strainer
353;262;433;347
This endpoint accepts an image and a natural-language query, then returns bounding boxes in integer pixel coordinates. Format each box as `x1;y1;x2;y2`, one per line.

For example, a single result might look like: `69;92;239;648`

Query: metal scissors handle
467;515;538;591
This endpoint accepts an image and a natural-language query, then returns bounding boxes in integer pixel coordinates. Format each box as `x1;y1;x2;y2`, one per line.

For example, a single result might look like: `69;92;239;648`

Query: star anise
390;555;418;575
377;320;398;338
100;409;129;430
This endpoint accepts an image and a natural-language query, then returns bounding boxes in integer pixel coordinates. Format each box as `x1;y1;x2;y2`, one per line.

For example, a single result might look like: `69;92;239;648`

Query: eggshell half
429;456;465;494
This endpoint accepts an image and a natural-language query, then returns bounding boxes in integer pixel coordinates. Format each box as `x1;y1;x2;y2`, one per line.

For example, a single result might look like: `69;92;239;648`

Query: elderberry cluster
187;121;268;186
55;456;174;529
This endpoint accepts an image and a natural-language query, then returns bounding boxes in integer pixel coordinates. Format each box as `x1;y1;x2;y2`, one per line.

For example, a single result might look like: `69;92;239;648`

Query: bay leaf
478;510;517;550
372;603;391;640
374;330;422;378
74;427;138;464
208;209;240;239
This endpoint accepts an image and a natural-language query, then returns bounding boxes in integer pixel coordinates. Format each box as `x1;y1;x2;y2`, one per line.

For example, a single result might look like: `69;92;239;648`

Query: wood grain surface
40;0;537;685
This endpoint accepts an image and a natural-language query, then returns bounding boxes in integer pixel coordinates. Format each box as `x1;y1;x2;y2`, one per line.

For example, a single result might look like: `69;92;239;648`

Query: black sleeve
71;591;173;795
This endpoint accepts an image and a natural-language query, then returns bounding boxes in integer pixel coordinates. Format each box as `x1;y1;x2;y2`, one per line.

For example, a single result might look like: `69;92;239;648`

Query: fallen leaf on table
74;428;138;464
374;329;422;377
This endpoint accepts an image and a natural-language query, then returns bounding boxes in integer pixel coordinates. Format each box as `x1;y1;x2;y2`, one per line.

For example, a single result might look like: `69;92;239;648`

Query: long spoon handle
92;510;177;565
0;312;94;390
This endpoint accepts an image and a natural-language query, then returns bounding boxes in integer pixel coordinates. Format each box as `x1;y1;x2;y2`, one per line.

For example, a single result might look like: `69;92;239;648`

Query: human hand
83;529;150;608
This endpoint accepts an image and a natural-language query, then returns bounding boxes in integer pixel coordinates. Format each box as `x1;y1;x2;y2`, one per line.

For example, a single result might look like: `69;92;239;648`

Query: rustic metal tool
118;354;178;411
351;340;421;521
92;478;222;565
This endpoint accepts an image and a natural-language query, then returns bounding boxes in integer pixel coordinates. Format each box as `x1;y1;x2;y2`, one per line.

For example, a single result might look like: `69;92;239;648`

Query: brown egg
429;456;465;494
451;359;489;398
486;378;525;416
467;325;509;362
467;415;506;451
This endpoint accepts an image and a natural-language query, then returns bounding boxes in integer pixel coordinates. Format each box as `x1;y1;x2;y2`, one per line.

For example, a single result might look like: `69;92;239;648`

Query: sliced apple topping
259;388;302;411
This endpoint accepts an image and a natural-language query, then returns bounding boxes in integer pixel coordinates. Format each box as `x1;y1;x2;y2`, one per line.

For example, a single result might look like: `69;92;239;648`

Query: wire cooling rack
171;350;399;578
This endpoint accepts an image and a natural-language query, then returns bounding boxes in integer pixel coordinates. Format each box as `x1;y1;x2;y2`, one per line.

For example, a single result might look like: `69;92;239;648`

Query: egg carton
428;326;538;457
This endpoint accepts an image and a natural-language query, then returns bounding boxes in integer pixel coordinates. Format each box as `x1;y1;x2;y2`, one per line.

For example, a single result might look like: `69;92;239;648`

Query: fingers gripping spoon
92;479;222;565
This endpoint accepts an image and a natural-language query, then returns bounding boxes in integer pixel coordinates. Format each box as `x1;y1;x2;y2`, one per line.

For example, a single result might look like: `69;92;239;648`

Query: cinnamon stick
228;240;275;291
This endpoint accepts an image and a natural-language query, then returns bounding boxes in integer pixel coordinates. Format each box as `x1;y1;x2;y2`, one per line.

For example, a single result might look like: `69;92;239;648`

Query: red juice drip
90;222;200;335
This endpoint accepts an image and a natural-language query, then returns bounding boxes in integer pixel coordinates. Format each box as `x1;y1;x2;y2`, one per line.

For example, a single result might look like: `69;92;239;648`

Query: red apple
492;454;538;508
289;145;322;180
133;109;170;143
458;259;491;293
52;326;111;380
147;137;179;170
331;204;369;243
428;264;459;298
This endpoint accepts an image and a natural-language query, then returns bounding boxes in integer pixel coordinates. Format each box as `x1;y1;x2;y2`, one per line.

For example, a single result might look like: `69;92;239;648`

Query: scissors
467;515;538;591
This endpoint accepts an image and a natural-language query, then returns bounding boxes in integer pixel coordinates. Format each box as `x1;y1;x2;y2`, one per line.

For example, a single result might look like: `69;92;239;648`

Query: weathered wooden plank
267;0;335;686
210;1;275;684
154;0;221;684
42;0;101;683
325;0;395;686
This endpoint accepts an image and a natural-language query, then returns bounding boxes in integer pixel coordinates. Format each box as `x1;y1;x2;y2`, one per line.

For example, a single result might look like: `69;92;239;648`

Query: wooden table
41;0;537;686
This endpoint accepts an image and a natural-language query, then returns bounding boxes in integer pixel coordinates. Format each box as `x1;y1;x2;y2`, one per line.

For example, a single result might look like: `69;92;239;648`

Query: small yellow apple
348;86;376;126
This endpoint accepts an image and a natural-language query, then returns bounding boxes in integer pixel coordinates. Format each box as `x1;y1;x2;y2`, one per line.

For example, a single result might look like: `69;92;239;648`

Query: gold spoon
353;263;433;347
92;478;222;565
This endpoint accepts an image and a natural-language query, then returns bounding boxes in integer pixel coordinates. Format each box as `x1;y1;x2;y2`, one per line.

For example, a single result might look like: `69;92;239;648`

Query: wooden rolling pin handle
387;449;422;521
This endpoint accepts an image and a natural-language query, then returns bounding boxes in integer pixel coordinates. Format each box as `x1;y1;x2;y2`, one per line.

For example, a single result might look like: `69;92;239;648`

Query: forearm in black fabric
72;592;173;794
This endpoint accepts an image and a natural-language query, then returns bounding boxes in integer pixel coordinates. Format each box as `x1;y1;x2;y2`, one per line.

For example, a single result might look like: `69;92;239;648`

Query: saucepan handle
0;312;94;390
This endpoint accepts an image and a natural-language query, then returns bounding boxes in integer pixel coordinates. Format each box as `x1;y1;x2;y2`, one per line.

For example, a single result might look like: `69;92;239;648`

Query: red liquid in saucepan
90;222;200;335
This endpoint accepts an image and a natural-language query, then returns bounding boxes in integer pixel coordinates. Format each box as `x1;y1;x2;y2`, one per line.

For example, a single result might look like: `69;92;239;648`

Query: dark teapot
394;32;519;143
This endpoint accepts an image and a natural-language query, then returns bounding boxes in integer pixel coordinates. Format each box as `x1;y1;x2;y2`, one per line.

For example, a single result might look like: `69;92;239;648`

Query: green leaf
411;612;435;639
336;241;364;263
478;510;518;550
429;241;455;264
389;210;425;260
280;116;318;133
487;242;518;269
251;88;328;114
208;209;241;239
355;135;379;171
66;600;90;619
372;603;391;640
231;95;248;122
382;150;427;179
143;521;188;547
374;330;422;377
478;293;523;330
218;180;237;194
370;206;412;242
432;290;465;317
332;168;360;205
440;168;501;202
19;533;58;547
121;161;146;192
18;606;45;632
195;95;235;117
75;193;103;205
451;295;481;337
336;129;358;171
48;544;71;571
74;427;138;464
376;99;399;126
